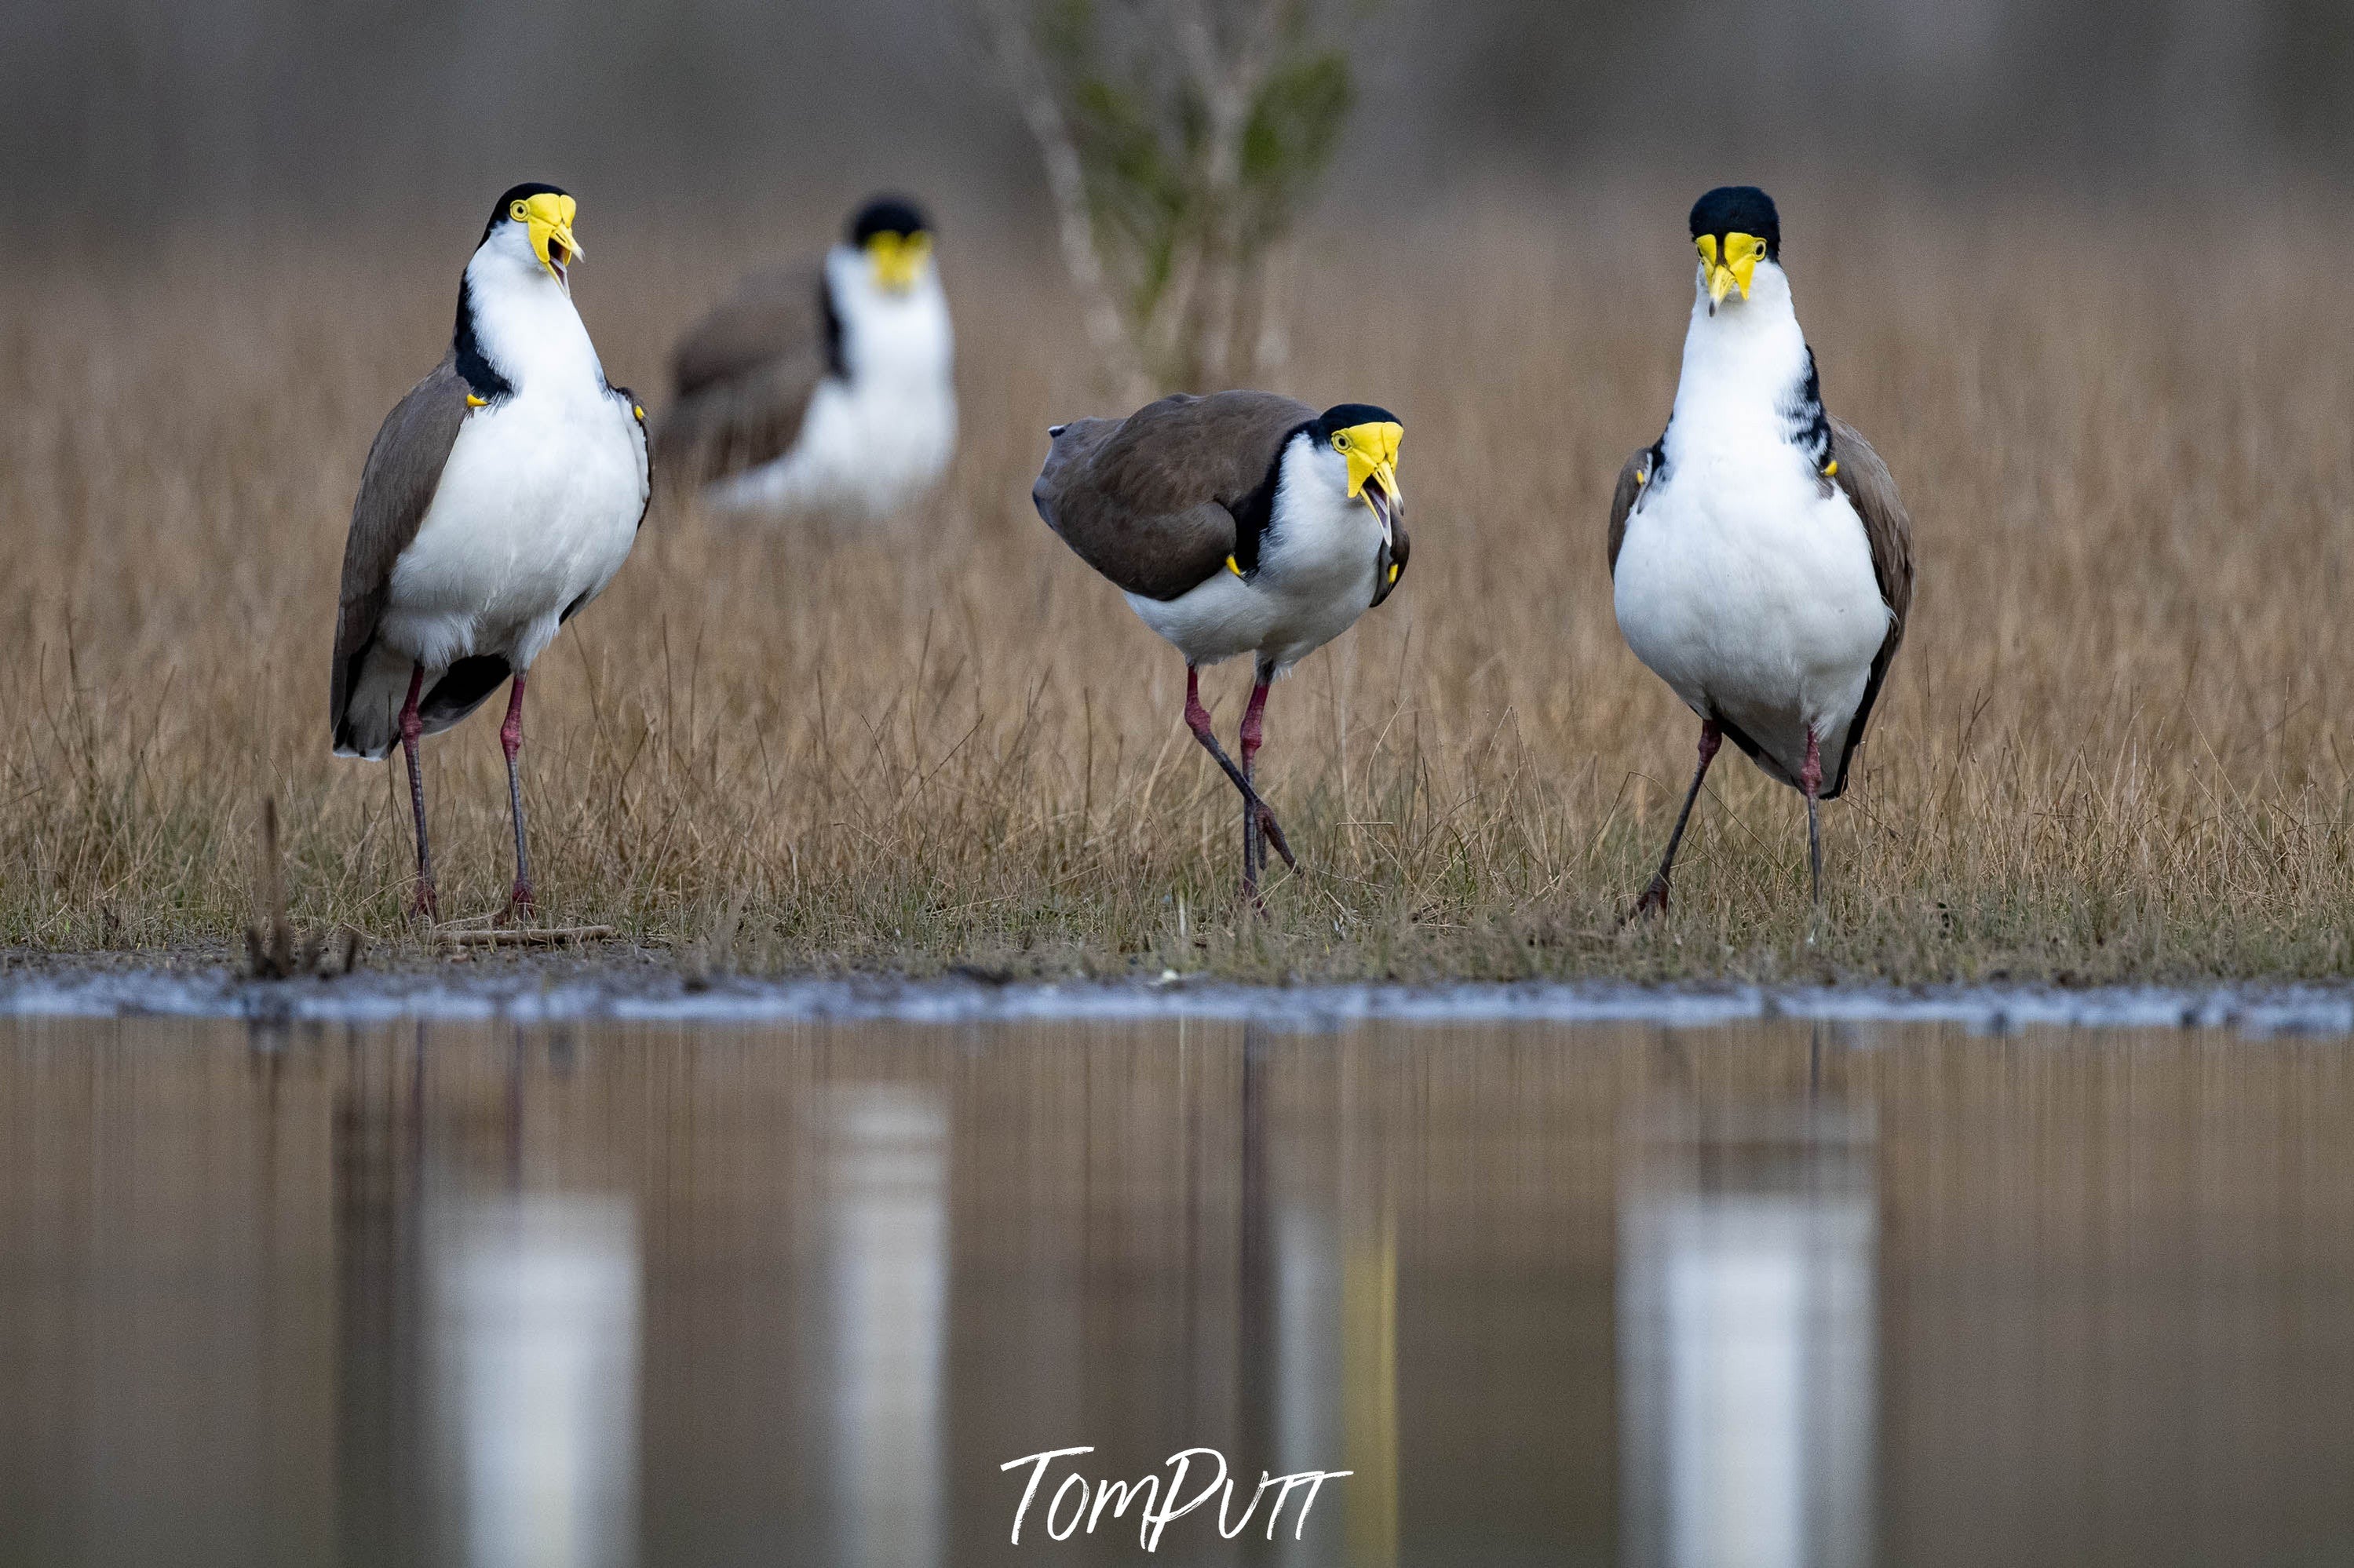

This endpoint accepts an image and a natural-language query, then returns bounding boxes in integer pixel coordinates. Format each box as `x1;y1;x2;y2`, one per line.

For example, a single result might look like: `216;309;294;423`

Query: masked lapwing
654;195;954;516
1033;392;1410;900
1609;186;1913;918
330;182;651;921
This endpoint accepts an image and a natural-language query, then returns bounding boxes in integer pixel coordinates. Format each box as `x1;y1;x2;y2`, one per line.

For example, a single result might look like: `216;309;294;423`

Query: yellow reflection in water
1341;1207;1398;1565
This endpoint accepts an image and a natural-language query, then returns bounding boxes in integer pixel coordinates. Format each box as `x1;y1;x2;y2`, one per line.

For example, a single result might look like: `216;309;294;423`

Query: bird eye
1334;433;1349;450
1754;240;1768;259
510;200;528;221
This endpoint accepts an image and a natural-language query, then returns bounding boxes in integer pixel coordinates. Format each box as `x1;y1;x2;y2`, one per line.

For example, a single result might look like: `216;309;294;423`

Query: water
3;1013;2351;1566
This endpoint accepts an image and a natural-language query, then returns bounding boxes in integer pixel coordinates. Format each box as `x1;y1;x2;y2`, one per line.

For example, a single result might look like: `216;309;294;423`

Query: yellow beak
1697;231;1762;308
1339;420;1404;544
867;231;932;293
524;191;582;291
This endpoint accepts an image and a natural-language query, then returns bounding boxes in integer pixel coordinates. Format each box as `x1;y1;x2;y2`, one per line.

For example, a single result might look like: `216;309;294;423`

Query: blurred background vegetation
7;0;2354;975
5;0;2350;241
976;0;1359;391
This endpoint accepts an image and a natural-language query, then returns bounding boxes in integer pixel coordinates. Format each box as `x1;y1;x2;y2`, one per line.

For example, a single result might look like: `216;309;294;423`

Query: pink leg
1181;667;1295;899
1239;678;1270;774
1800;726;1823;910
1630;720;1720;921
500;673;535;919
400;664;437;922
1183;665;1215;742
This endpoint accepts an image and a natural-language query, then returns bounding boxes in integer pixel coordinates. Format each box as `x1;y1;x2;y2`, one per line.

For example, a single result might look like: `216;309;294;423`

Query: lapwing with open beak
655;195;954;516
1033;392;1409;900
330;182;651;921
1608;186;1913;917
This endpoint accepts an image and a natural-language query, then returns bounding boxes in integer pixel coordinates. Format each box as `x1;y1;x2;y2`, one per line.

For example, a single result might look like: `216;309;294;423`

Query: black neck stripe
820;272;846;380
1228;422;1310;574
451;274;515;400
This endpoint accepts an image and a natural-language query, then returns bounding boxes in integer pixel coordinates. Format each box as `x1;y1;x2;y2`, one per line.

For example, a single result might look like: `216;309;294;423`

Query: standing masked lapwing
330;182;651;921
1033;392;1410;900
654;195;954;516
1609;186;1913;918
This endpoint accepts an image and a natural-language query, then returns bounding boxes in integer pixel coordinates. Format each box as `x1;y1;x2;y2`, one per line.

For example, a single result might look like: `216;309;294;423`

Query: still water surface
3;1016;2350;1566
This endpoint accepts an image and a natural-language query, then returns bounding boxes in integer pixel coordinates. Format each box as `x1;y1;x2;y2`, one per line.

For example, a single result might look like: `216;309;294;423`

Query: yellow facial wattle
1696;229;1766;305
1332;420;1403;545
514;191;582;286
866;230;932;292
1335;421;1403;501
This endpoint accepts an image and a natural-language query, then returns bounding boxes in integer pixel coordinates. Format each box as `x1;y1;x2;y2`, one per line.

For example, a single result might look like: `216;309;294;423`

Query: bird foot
407;883;440;926
499;884;537;927
1257;804;1297;871
1624;877;1671;925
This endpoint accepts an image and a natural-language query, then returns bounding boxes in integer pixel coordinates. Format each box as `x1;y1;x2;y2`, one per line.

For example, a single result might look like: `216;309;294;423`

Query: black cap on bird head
1688;186;1779;257
849;195;931;244
1308;403;1400;443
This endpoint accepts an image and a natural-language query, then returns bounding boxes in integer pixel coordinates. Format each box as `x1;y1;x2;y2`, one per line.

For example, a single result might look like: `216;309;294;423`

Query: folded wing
330;356;473;749
654;263;830;483
1824;417;1914;797
1031;391;1315;602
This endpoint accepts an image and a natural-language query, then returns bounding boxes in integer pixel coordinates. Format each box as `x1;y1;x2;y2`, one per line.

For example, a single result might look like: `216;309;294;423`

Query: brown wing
1824;417;1915;797
329;356;473;746
1031;391;1316;601
1604;442;1660;578
652;262;830;483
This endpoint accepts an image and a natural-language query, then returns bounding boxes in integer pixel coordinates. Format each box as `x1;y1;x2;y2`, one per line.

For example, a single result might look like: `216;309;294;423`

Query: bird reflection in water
428;1194;641;1568
823;1085;948;1567
1619;1095;1876;1568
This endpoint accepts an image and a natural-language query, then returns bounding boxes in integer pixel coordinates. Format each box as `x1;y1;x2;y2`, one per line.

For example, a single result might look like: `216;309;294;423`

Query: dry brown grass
5;187;2354;981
